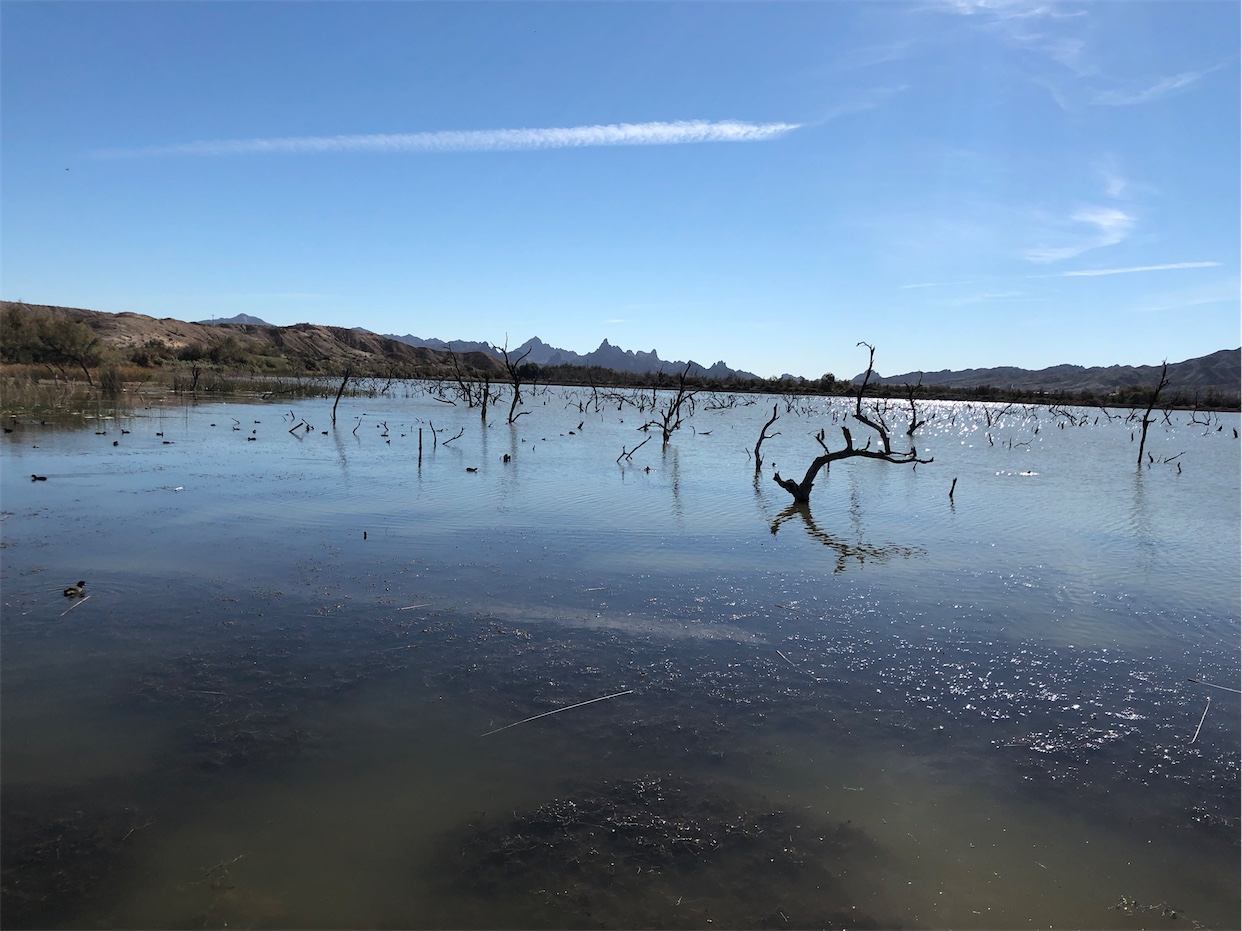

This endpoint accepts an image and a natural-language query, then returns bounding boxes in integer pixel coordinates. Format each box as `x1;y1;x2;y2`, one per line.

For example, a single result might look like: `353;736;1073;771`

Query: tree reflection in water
769;502;923;572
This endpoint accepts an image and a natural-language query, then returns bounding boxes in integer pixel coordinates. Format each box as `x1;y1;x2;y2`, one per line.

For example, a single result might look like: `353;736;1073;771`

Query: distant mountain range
29;303;1238;396
379;332;760;380
863;349;1240;396
214;317;761;380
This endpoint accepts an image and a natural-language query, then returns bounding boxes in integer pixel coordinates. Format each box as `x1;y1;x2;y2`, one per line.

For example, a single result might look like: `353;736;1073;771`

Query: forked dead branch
773;343;933;503
496;341;534;424
642;362;698;445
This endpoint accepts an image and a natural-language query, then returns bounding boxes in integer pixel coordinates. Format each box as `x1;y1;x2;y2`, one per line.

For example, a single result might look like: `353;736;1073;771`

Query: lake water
2;385;1238;929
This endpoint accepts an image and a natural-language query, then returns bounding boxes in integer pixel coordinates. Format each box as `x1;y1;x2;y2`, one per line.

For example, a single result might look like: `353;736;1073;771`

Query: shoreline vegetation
2;300;1238;417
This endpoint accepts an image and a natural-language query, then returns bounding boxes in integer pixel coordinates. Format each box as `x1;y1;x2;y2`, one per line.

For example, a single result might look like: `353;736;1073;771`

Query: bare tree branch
643;363;698;445
773;345;932;503
495;341;534;424
754;403;780;473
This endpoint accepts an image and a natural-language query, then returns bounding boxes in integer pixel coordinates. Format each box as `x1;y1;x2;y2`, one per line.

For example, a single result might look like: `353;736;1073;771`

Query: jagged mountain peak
380;331;756;379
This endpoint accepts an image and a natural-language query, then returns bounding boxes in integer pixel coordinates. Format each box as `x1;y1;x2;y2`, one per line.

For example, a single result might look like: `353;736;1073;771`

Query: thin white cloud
94;120;802;158
1094;159;1127;198
811;86;909;124
1061;262;1221;277
1128;289;1239;315
928;289;1033;307
934;0;1226;112
835;39;914;71
935;0;1059;18
1024;206;1134;263
1092;69;1215;106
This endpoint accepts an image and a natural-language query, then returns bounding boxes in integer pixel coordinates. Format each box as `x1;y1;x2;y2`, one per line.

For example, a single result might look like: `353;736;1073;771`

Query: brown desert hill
1;301;505;377
862;348;1241;398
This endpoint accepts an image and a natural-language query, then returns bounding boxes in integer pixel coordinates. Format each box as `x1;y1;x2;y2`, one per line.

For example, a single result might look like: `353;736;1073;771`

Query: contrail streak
95;120;801;158
1062;262;1220;277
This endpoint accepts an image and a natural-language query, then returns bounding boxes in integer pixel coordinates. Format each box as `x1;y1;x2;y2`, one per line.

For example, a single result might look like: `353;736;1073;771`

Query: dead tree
903;380;926;451
1136;360;1170;469
496;342;534;425
331;366;353;426
644;363;698;445
754;403;780;474
773;343;932;503
446;349;481;407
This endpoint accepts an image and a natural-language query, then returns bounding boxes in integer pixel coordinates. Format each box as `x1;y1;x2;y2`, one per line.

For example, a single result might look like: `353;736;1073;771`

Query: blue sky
2;1;1237;380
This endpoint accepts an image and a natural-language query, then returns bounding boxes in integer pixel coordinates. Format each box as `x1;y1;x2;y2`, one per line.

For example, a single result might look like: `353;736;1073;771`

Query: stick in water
59;594;91;617
481;688;634;737
1189;697;1211;744
1187;677;1241;695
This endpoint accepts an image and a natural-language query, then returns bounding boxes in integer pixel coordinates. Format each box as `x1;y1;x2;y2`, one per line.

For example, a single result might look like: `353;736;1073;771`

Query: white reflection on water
2;388;1238;928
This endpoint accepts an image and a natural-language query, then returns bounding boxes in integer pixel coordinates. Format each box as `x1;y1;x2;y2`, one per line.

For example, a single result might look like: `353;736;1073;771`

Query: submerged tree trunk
1136;360;1170;469
754;404;780;474
331;367;353;426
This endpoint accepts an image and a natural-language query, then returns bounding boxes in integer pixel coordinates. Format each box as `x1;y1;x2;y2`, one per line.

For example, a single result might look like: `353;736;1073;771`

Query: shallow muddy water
2;386;1238;929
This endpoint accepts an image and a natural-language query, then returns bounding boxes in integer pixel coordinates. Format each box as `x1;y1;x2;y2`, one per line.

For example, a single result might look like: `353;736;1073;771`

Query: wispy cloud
1129;293;1237;315
813;86;909;123
94;120;802;158
1061;261;1221;277
835;39;914;71
934;1;1225;110
928;289;1036;307
935;0;1065;19
1091;69;1217;106
1094;159;1127;198
1024;206;1134;263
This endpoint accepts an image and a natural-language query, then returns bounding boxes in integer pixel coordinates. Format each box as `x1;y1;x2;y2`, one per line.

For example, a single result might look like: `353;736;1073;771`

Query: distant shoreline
3;300;1239;411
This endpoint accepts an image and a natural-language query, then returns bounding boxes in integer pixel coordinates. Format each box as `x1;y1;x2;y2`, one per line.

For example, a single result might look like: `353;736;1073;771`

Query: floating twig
120;820;155;843
776;649;821;682
481;688;634;737
1187;677;1241;694
398;603;431;611
59;594;91;617
1189;697;1211;744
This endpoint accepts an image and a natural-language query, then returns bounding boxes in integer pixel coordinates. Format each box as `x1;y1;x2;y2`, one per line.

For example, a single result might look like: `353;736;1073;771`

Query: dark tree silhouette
1136;360;1170;469
643;363;698;445
496;341;534;424
773;343;932;503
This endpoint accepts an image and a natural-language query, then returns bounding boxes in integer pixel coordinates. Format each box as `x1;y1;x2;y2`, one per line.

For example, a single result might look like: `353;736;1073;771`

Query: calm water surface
2;386;1238;929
